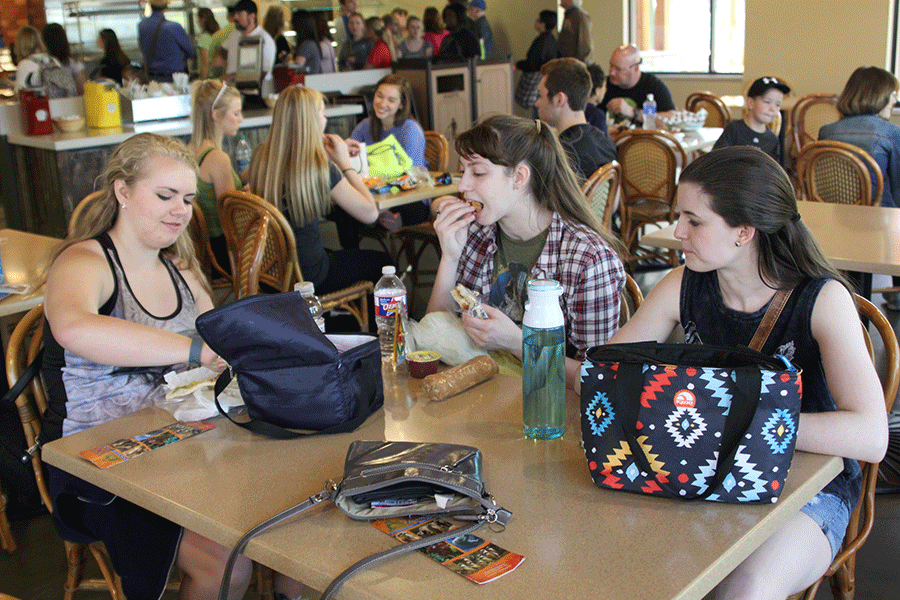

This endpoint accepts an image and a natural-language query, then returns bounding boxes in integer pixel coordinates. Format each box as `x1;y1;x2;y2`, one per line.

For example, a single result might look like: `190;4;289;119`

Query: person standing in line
138;0;194;82
332;0;358;59
557;0;592;64
466;0;493;59
423;6;448;54
291;9;323;74
438;2;480;59
222;0;276;91
338;12;373;71
94;29;130;85
365;15;395;69
398;16;433;58
42;23;85;95
314;12;338;73
535;57;617;181
208;3;237;79
263;4;291;66
195;8;220;79
515;10;558;115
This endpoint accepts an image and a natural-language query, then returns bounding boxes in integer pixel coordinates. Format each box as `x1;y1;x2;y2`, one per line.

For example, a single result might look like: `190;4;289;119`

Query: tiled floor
2;271;899;599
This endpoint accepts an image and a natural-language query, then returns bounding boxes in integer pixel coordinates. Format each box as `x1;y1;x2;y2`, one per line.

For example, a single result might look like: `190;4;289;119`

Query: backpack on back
26;55;79;99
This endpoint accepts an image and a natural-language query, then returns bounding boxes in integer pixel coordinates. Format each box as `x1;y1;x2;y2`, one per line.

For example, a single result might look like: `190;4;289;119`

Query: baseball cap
468;0;487;10
233;0;258;14
747;76;790;98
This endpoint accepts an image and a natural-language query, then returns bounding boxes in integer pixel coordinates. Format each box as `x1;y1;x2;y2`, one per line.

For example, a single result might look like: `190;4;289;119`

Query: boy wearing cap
713;76;791;163
466;0;493;59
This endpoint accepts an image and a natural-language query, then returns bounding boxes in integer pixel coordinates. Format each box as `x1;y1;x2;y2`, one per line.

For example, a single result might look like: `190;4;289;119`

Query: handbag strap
0;347;45;464
217;482;488;600
212;354;379;439
747;289;792;352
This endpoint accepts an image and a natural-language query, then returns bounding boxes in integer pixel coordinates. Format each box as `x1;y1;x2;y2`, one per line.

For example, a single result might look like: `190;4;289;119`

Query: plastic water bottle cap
295;281;315;295
382;266;396;275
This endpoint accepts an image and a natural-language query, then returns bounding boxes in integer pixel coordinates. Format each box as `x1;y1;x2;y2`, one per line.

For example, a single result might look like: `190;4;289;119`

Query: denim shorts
800;491;851;560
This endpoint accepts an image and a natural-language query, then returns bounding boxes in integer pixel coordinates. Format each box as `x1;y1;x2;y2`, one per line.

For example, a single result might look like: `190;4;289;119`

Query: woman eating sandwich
427;115;625;388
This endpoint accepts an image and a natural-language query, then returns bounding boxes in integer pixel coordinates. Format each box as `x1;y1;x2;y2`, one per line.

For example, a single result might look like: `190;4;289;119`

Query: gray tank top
45;233;198;438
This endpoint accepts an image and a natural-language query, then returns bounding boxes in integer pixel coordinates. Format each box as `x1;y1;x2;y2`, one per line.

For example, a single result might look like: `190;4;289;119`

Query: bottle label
375;293;407;318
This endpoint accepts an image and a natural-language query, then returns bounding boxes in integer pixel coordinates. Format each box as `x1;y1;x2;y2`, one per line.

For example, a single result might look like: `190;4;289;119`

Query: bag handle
217;481;487;600
212;355;379;439
748;289;791;352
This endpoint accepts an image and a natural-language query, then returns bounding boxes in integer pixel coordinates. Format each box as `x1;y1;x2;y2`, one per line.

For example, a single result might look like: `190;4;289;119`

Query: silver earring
120;203;126;209
735;241;740;247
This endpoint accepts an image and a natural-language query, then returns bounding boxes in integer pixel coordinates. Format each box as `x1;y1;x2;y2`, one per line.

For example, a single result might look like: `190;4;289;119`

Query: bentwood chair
582;161;621;231
391;130;452;313
685;92;731;128
187;200;234;305
619;273;644;327
787;296;898;600
0;480;13;552
797;140;883;206
6;304;126;600
614;129;686;270
67;191;103;236
219;190;372;330
790;93;840;159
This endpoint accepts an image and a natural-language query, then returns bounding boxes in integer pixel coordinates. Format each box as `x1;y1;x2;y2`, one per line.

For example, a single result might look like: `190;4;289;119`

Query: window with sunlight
631;0;745;73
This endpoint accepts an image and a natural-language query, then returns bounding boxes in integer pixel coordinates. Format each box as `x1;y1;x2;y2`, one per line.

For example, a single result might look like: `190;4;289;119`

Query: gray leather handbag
218;441;511;600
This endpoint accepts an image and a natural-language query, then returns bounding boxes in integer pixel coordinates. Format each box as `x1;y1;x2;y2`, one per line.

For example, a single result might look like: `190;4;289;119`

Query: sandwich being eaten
451;284;489;319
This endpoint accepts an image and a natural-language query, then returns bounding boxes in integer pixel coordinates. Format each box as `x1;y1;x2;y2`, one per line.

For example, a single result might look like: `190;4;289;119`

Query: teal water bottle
522;279;566;440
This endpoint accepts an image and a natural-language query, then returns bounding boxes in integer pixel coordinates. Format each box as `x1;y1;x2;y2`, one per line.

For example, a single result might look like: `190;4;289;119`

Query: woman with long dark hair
610;146;887;599
195;8;220;79
95;28;130;84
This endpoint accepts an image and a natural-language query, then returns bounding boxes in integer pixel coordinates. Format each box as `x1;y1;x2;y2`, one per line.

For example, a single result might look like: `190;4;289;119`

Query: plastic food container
407;351;441;379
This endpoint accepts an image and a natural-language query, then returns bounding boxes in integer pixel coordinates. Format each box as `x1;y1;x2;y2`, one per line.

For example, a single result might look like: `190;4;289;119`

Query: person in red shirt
365;15;394;68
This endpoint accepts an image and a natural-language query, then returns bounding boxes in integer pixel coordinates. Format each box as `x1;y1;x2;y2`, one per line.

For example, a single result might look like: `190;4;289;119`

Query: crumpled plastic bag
407;311;487;366
157;367;243;421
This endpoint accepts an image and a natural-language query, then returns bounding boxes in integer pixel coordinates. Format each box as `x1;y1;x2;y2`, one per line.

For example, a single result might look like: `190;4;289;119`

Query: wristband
189;337;203;365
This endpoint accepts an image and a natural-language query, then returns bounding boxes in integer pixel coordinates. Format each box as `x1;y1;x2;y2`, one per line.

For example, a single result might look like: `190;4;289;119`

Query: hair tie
211;83;228;116
535;119;541;133
791;212;801;222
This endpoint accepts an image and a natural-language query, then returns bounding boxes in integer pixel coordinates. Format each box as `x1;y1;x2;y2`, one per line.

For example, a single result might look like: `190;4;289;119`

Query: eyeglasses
609;60;641;73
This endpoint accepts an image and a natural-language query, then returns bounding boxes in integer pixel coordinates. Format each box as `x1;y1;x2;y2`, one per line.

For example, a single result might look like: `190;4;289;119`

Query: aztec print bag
580;290;802;504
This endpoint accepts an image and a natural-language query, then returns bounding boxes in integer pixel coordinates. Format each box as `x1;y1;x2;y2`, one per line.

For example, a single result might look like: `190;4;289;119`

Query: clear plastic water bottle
522;279;566;440
642;93;657;130
235;134;252;175
374;266;407;365
295;281;325;333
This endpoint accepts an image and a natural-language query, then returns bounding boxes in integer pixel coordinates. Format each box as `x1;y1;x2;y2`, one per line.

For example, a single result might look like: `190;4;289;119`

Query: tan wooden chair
187;200;234;305
219;190;373;330
619;273;644;327
614;129;686;269
6;304;125;600
790;93;840;159
67;191;103;237
685;91;731;128
391;131;452;313
582;161;621;231
788;295;898;600
797;140;883;206
0;479;16;551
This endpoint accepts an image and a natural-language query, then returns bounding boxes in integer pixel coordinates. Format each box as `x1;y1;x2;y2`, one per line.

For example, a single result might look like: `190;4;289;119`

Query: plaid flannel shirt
456;213;625;359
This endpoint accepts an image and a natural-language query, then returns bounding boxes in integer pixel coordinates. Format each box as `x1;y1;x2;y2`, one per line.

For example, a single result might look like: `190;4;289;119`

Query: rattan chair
6;304;125;600
797;140;883;206
619;273;644;327
685;92;730;128
391;131;452;313
219;190;373;330
788;295;898;600
67;191;103;236
0;480;15;552
614;130;686;269
582;161;621;231
187;200;234;305
790;93;840;158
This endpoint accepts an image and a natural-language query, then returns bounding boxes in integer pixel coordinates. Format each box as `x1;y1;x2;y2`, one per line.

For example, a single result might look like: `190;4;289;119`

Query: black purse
217;440;512;600
195;292;383;439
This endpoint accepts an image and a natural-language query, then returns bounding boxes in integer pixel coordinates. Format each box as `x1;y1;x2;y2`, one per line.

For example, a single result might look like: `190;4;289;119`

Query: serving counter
0;100;364;238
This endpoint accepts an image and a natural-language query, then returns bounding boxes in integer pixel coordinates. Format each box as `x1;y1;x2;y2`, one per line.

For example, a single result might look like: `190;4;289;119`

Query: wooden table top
642;201;900;276
374;179;459;211
43;369;840;600
0;228;60;318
